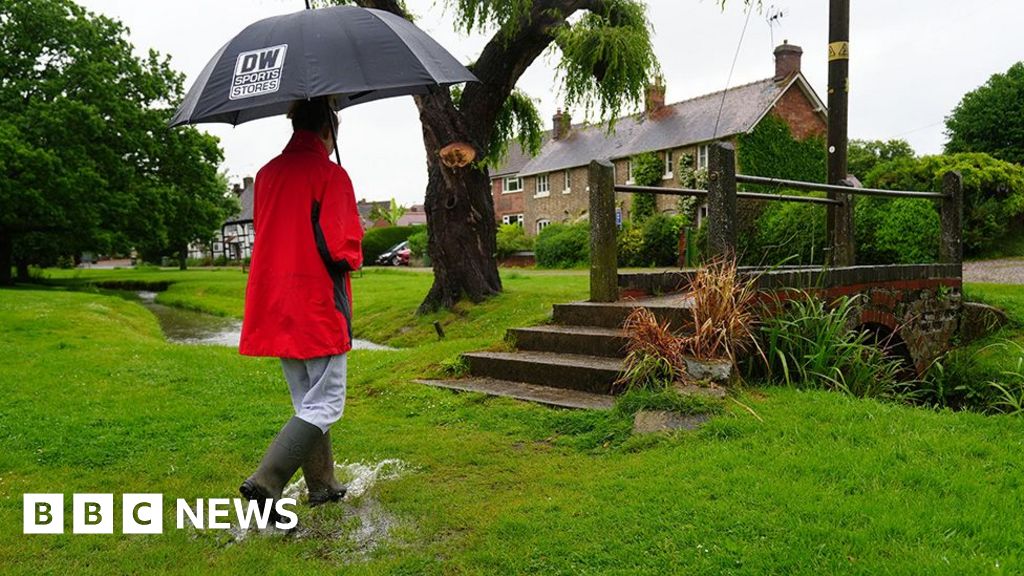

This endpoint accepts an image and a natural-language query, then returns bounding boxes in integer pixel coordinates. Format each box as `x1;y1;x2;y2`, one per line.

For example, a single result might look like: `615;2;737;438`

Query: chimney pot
774;40;803;82
242;176;254;191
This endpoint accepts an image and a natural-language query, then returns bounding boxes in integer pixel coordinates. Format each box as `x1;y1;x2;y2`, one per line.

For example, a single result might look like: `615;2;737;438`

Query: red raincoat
239;130;364;359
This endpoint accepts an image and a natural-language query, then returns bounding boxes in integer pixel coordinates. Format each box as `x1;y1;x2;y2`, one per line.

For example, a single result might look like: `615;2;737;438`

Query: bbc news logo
23;494;298;534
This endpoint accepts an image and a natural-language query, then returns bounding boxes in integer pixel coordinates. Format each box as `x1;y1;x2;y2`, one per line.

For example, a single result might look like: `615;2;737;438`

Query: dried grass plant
679;257;762;366
615;307;686;391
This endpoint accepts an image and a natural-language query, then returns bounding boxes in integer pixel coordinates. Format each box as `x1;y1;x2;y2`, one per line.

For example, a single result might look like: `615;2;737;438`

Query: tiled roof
225;182;254;224
499;76;799;178
488;133;551;178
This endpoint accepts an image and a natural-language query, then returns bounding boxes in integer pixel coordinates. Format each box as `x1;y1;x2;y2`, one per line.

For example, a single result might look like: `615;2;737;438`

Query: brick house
490;41;827;236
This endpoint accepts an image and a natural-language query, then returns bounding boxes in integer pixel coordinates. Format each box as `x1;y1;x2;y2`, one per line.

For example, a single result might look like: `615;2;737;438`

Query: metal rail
614;185;841;206
735;174;947;199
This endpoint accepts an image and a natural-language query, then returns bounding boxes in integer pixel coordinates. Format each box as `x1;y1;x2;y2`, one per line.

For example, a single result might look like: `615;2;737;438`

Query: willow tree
322;0;659;311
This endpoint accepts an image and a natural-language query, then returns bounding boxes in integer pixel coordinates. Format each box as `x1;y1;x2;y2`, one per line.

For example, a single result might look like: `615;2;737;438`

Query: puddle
136;291;393;350
229;459;410;555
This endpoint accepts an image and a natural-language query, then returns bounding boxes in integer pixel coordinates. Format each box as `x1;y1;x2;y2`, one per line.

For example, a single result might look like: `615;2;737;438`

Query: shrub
745;199;827;266
630;152;663;222
640;214;683;267
866;153;1024;257
616;307;686;391
617;223;645;267
679;258;760;366
855;197;940;264
496;224;533;259
407;228;428;258
534;222;589;268
362;226;418;265
758;293;905;399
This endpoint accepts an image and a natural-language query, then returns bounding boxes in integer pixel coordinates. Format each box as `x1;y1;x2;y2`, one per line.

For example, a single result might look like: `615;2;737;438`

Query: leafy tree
865;153;1024;257
322;0;661;312
369;198;409;227
0;0;232;281
847;138;915;181
945;62;1024;165
629;152;663;222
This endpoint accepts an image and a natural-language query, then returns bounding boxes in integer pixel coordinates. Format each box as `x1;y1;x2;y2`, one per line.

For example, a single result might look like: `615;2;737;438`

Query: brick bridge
425;143;980;409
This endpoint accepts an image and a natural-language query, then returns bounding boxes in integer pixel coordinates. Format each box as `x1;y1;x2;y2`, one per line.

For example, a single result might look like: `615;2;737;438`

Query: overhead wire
713;2;755;139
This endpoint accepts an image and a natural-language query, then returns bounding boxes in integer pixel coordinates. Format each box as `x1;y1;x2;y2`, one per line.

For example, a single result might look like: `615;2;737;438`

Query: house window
563;170;571;194
697;203;709;227
503;176;522;193
535;173;550;197
625;159;634;185
536;219;551;234
696;144;710;170
502;214;525;226
663;150;674;179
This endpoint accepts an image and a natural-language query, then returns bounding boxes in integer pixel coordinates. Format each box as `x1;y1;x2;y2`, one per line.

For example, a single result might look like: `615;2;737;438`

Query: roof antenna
765;5;786;52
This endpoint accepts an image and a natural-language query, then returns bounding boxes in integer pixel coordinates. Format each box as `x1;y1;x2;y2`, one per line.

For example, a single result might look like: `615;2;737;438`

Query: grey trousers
280;354;347;433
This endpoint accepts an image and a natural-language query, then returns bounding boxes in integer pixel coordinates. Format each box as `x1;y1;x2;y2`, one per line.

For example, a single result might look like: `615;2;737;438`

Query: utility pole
827;0;854;266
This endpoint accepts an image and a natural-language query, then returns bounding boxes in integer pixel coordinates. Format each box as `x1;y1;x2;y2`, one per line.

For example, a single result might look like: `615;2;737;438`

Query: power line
713;3;756;139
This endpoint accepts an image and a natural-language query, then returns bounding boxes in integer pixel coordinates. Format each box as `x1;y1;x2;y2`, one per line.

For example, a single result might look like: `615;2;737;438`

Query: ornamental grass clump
679;258;761;366
615;307;686;391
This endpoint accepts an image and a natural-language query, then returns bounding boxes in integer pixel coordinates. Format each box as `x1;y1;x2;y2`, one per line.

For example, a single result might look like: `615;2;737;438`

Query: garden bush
407;228;428;258
535;222;589;268
617;224;645;267
362;225;418;265
640;213;683;267
855;197;940;264
743;199;827;266
496;224;533;259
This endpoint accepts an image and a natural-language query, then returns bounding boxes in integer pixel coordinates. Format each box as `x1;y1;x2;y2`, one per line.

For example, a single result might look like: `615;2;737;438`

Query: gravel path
964;258;1024;284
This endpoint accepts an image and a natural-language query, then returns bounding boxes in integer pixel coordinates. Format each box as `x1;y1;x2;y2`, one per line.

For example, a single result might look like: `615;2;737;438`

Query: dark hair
289;97;339;134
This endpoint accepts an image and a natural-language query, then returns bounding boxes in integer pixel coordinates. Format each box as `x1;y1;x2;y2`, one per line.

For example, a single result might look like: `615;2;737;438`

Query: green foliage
615;388;724;417
616;223;645;267
369;198;408;227
495;223;533;259
628;152;662;222
482;89;543;167
847;138;915;180
866;153;1024;257
408;228;429;258
361;226;418;264
758;294;905;399
742;200;827;266
945;62;1024;165
554;0;659;123
855;197;940;264
737;114;827;182
534;222;589;268
0;0;230;277
640;214;683;267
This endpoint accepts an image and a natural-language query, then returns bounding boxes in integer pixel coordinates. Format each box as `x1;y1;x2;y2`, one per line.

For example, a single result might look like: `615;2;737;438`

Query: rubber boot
240;417;323;517
302;430;348;506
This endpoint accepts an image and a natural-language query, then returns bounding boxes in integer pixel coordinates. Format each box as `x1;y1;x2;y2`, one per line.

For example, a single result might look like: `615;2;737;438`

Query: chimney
774;40;803;82
243;176;254;191
232;183;243;197
645;80;666;115
552;109;571;140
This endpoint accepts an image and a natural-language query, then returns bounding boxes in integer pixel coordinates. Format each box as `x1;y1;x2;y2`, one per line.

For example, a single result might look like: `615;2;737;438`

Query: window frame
663;150;674;179
563;169;571;194
535;173;550;198
536;219;551;234
503;175;523;194
625;159;635;185
696;144;710;170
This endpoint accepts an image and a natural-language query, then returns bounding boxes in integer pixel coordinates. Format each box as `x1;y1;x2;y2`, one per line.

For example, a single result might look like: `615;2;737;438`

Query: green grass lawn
2;268;1024;574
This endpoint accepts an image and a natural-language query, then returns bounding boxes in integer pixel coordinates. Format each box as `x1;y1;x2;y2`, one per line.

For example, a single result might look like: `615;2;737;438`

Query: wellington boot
240;417;323;514
302;430;348;506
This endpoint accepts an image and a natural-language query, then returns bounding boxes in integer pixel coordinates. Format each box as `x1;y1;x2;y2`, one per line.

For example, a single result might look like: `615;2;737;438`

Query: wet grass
1;269;1024;573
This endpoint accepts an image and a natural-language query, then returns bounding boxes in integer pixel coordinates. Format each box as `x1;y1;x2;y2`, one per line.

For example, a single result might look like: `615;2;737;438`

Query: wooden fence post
707;142;737;258
940;171;963;266
589;159;618;302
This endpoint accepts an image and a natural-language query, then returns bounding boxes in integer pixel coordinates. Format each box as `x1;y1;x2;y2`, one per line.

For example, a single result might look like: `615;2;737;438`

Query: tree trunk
16;260;30;282
414;92;502;313
178;245;188;271
0;231;12;285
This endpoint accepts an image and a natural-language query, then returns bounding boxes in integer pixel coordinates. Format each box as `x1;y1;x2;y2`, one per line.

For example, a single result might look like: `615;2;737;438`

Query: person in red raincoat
237;97;364;514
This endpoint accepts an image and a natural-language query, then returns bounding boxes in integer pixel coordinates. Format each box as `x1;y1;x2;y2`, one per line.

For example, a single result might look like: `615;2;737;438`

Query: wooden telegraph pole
827;0;854;266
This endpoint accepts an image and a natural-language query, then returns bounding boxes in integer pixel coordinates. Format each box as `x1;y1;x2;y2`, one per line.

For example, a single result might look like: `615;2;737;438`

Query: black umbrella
168;5;477;128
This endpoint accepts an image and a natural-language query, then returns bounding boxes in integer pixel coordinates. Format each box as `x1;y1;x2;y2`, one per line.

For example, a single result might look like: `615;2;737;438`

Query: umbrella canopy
169;5;477;127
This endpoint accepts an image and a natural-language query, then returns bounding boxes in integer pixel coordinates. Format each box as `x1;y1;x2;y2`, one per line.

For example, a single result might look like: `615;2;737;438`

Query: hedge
362;225;419;265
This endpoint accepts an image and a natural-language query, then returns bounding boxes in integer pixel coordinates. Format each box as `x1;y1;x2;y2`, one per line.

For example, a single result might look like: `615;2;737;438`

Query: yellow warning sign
828;41;849;61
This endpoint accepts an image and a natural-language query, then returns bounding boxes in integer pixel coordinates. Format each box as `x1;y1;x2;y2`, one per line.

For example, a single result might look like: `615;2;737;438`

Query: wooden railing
587;142;964;302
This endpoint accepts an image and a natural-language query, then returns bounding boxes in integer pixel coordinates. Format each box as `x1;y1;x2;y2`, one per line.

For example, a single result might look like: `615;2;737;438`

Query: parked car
376;241;411;266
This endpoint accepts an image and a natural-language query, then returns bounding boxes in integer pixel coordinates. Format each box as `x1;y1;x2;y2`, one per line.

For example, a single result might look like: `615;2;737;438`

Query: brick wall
770;83;826;140
491;177;524;224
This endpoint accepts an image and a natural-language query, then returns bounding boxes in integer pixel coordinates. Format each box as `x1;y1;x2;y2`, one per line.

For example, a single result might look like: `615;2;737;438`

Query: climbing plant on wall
737;114;826;182
630;151;663;222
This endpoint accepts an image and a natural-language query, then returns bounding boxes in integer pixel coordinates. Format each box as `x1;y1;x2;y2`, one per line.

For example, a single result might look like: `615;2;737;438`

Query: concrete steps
463;350;623;395
551;296;693;329
416;378;615;410
510;325;628;358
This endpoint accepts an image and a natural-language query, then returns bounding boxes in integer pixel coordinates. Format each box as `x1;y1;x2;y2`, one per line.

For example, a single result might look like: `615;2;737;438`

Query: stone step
551;295;693;330
464;350;623;395
510;325;628;358
415;378;615;410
